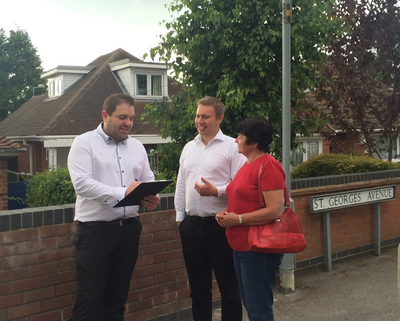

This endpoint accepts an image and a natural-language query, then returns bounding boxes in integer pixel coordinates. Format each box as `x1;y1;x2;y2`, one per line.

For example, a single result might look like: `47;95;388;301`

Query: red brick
5;253;39;269
59;258;76;271
127;297;153;311
155;249;181;263
58;235;74;247
153;210;175;222
0;284;8;296
7;302;40;319
0;243;24;256
155;271;177;284
135;254;155;268
142;221;166;234
43;271;75;286
153;230;178;242
39;247;71;263
153;292;177;305
9;277;43;294
56;281;77;296
177;287;191;300
26;262;58;277
138;233;153;245
30;309;62;321
141;284;164;299
167;239;182;250
142;242;167;255
23;286;55;303
0;293;22;309
3;229;38;243
165;279;188;293
138;213;153;224
130;275;154;290
0;268;25;283
41;294;73;312
147;303;171;319
126;289;140;303
62;305;74;319
166;258;186;271
39;224;70;238
171;297;191;312
141;263;165;277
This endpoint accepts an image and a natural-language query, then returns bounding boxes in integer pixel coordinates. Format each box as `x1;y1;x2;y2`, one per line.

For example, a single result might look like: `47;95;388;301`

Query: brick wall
1;179;400;320
291;179;400;269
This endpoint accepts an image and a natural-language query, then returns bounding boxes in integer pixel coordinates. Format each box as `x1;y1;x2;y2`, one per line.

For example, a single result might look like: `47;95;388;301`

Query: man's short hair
103;94;135;115
197;96;225;118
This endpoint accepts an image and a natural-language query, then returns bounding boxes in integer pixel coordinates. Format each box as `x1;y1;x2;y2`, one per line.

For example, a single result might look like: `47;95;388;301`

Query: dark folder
114;180;173;207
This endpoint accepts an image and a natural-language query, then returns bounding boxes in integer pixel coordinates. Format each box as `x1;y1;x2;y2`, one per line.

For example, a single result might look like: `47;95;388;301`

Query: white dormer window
136;74;162;97
49;78;63;97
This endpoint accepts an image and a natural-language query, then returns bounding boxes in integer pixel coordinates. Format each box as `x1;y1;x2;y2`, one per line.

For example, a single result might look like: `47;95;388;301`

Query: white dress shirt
68;124;155;222
175;129;246;221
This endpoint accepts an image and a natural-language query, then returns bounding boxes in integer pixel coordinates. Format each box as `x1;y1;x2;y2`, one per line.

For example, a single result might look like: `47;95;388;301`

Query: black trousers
179;215;242;321
70;221;142;321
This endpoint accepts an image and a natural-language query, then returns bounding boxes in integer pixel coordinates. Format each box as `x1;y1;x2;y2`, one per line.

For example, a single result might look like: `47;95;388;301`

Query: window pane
136;75;147;95
307;141;319;159
151;75;162;96
292;142;304;166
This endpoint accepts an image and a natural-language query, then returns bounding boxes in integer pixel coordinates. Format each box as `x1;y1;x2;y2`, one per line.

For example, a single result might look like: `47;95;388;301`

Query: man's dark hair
103;94;135;115
235;116;273;153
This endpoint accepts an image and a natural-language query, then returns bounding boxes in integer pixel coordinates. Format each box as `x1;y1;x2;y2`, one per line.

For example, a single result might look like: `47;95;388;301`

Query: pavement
182;245;399;321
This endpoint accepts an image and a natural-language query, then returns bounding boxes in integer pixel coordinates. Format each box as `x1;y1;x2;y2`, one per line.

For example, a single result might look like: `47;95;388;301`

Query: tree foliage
0;28;45;121
310;0;400;161
144;0;342;175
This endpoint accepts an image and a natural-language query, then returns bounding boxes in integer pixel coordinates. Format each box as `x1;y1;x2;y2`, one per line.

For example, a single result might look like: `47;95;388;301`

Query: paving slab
181;245;399;321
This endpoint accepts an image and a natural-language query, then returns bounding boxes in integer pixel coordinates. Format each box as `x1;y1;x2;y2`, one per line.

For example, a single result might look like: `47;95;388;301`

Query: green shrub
154;170;177;194
291;153;399;179
25;167;76;207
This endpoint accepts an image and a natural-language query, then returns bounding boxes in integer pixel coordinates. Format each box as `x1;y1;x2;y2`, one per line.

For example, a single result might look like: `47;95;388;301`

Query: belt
77;217;139;227
188;215;215;221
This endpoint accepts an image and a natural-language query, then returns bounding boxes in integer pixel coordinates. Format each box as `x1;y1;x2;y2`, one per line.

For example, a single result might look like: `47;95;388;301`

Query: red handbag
247;165;306;254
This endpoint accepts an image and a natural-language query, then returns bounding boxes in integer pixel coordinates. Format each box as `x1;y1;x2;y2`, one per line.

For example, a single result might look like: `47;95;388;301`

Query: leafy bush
25;167;76;207
291;153;400;179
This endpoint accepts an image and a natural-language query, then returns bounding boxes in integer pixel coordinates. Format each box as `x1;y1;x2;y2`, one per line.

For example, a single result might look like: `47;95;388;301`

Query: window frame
134;73;163;98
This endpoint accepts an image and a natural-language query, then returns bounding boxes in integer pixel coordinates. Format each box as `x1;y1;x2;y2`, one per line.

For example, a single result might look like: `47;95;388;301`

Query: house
0;48;181;175
0;137;26;211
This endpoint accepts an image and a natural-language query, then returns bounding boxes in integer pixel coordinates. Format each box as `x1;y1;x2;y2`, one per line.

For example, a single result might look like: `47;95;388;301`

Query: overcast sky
1;0;176;71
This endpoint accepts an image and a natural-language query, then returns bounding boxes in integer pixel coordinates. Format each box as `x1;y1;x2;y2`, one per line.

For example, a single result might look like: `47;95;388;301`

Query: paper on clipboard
113;180;173;207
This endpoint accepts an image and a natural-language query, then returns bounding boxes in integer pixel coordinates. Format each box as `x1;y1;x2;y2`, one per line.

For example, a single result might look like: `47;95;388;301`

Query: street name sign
310;185;396;213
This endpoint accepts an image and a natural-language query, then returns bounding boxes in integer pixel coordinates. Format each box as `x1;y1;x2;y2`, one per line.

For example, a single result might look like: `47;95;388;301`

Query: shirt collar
96;123;128;145
194;129;225;144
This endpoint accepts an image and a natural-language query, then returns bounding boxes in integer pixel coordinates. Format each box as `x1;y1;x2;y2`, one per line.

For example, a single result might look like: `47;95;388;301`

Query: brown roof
0;137;26;154
0;48;181;137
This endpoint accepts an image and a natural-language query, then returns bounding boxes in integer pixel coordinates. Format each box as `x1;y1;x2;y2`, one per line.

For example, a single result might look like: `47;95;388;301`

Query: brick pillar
0;157;7;211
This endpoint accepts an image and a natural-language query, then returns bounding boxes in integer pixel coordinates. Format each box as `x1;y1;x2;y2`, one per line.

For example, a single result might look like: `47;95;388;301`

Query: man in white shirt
68;93;160;321
175;96;245;321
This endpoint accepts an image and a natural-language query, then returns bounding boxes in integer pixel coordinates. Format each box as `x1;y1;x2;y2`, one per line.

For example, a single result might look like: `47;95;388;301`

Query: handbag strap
257;162;291;209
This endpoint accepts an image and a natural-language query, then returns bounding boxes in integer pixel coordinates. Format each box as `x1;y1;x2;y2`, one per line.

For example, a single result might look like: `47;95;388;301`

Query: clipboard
114;180;173;207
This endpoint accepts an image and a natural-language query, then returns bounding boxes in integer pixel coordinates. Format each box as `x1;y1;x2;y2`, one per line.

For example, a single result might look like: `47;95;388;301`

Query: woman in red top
216;116;285;321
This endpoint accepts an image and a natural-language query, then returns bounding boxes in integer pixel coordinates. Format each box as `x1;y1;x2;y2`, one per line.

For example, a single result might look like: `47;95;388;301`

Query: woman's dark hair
235;116;273;153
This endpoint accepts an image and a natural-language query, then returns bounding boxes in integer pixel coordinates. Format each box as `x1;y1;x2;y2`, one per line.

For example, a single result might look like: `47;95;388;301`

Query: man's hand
125;180;141;196
142;195;160;211
194;177;218;197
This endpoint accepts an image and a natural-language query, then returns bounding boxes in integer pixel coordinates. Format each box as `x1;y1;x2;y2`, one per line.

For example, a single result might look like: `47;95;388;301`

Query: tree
311;0;400;161
144;0;342;175
0;28;45;121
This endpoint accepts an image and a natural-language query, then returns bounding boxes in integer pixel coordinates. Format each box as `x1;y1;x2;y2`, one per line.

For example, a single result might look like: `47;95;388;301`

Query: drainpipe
22;139;33;175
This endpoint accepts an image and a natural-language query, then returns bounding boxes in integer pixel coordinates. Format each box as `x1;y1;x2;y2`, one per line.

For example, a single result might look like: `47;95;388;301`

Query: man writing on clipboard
68;93;160;321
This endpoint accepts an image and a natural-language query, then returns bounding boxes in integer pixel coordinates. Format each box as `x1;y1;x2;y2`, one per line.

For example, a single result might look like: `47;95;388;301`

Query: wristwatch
238;215;243;224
